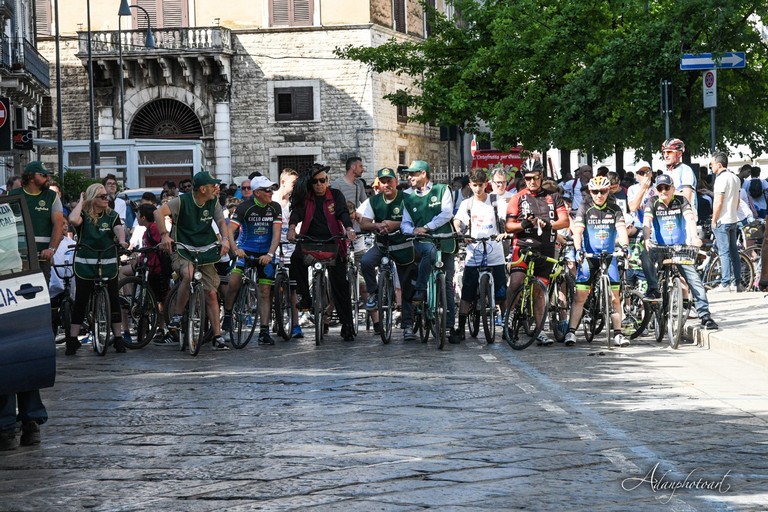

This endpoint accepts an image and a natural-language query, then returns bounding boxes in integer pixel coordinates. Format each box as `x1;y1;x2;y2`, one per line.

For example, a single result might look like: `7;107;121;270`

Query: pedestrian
742;166;767;219
710;152;743;292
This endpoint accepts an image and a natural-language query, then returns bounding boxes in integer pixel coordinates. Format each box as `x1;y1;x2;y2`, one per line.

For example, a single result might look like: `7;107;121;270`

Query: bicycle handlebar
173;241;221;254
295;234;347;243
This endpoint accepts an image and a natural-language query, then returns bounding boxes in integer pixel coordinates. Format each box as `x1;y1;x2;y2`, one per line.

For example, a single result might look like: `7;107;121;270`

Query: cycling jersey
506;188;568;252
229;198;282;254
573;201;625;254
644;195;692;245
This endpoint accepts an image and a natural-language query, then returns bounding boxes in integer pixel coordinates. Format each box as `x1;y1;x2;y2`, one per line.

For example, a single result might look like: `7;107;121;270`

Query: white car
0;195;56;394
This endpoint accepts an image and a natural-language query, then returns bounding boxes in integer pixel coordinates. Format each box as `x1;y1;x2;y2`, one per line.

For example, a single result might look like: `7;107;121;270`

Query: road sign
470;138;477;157
680;52;745;70
703;70;717;109
0;101;6;129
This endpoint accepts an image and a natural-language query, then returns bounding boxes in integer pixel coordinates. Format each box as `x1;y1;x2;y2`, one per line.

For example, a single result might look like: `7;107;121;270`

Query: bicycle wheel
313;272;324;346
666;276;685;349
92;287;111;356
118;276;158;349
60;299;72;344
413;303;427;343
623;289;652;339
504;280;547;350
434;272;447;349
377;269;394;344
231;283;258;349
582;290;599;343
549;274;573;343
467;302;480;338
479;273;495;344
186;285;206;356
273;272;292;341
599;276;613;350
348;265;360;336
164;280;181;326
738;252;755;290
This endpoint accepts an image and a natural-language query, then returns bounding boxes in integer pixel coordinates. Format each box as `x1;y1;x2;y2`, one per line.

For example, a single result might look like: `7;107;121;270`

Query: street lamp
86;0;96;178
117;0;155;139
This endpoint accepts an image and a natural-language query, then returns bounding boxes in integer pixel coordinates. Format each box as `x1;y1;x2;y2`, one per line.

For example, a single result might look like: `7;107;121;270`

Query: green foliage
335;0;768;159
60;169;100;204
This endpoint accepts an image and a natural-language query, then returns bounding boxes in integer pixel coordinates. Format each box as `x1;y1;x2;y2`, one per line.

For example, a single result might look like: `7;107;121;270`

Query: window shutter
293;0;312;25
35;0;51;37
271;0;313;27
40;96;53;128
271;0;290;26
162;0;189;27
294;87;313;119
394;0;406;33
134;0;158;29
274;86;315;121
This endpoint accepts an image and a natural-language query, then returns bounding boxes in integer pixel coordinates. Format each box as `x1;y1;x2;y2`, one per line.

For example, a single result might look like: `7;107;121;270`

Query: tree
335;0;768;160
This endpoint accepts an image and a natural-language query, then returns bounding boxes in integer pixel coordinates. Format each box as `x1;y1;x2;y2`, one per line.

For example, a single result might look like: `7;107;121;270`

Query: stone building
35;0;458;186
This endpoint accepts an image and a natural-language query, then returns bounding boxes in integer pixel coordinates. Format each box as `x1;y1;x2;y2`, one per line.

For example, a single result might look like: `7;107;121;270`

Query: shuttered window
393;0;406;33
40;96;53;128
425;0;436;37
133;0;189;29
274;87;314;121
270;0;313;27
35;0;51;37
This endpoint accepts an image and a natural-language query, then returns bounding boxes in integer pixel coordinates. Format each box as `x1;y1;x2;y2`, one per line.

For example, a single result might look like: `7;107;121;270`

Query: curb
684;323;768;372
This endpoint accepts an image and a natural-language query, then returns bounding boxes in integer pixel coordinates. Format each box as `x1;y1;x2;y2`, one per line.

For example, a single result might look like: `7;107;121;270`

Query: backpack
145;227;173;277
462;194;505;237
748;178;764;199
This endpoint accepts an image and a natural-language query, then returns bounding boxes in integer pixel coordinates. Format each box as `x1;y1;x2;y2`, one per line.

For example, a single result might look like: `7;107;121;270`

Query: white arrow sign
680;52;746;70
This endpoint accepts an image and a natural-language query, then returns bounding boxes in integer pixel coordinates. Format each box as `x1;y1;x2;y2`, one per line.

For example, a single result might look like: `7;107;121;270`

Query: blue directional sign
680;52;746;70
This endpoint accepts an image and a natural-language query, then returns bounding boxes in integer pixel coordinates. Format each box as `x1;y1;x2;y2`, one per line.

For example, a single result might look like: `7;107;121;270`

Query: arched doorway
129;98;204;139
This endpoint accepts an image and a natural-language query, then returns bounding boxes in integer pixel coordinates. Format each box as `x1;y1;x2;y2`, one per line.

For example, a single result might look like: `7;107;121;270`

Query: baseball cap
24;161;51;176
192;171;221;187
634;160;652;173
251;175;277;191
576;164;592;175
310;163;330;177
377;167;398;179
404;160;430;173
655;174;674;189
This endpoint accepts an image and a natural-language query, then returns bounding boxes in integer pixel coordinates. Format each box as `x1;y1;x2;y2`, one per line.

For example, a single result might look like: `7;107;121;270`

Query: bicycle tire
704;253;754;290
504;280;547;350
187;285;206;356
118;276;158;349
93;287;111;356
599;276;612;350
467;302;480;337
582;289;599;343
623;289;652;339
479;273;495;344
273;272;292;341
413;304;426;343
549;274;573;343
653;305;666;344
667;276;685;349
60;298;72;344
231;282;257;349
164;280;181;326
377;268;394;344
434;272;447;349
313;272;324;345
348;265;360;336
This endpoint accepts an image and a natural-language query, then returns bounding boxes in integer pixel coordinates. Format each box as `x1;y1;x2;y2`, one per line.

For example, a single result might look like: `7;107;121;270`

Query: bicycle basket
302;242;338;266
651;245;698;265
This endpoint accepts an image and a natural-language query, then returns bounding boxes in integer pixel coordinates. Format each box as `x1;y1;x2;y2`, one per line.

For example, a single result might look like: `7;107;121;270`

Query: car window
0;201;29;275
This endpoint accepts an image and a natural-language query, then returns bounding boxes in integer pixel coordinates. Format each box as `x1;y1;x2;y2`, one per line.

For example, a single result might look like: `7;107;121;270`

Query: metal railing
81;26;232;54
2;37;51;89
0;33;10;69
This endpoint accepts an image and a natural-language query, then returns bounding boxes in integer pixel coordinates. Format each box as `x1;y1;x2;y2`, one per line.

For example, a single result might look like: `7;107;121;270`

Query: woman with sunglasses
286;164;357;341
627;161;662;299
64;183;128;355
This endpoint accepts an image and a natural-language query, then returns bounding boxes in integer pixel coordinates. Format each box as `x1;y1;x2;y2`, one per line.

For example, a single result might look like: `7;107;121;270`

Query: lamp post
86;0;96;178
117;0;155;139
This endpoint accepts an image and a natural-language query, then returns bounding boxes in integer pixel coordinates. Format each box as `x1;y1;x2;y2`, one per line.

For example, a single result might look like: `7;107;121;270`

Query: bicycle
463;235;504;344
174;241;221;356
697;223;755;290
75;242;120;356
616;246;653;339
579;250;625;350
51;258;75;344
503;244;558;350
374;231;402;344
117;246;161;349
229;255;261;349
547;241;575;344
272;243;293;341
649;244;698;349
346;240;361;336
410;232;459;350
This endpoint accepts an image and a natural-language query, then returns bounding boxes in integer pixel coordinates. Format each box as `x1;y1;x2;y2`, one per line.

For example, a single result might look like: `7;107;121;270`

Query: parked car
117;187;163;206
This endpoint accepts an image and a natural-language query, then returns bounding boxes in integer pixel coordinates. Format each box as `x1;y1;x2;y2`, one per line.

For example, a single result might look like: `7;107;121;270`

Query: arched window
129;98;203;139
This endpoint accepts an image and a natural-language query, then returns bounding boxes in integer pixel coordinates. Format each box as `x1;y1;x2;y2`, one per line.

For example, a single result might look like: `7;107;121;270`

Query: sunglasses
657;184;673;191
590;189;610;195
96;194;109;200
258;188;274;193
241;186;251;190
492;181;507;186
311;177;328;184
524;175;541;181
636;170;650;176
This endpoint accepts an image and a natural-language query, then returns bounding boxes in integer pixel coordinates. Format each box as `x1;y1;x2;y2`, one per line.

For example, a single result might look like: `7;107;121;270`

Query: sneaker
448;329;461;344
341;324;355;342
613;333;630;347
536;332;554;346
19;421;40;446
365;294;378;310
153;331;177;345
297;297;312;311
64;336;81;356
168;314;183;331
373;322;381;335
113;336;127;353
456;328;465;341
403;328;417;342
258;330;275;346
564;332;576;346
221;314;232;333
644;289;662;301
730;284;746;293
211;335;230;350
122;331;133;345
291;325;304;339
0;430;17;451
709;284;730;293
495;315;504;326
701;317;719;330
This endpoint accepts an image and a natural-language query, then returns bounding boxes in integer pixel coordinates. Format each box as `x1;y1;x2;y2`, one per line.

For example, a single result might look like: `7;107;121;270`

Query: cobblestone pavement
1;322;767;511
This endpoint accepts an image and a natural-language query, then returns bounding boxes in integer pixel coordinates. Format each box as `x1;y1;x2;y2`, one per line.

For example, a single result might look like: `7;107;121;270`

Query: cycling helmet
588;176;611;190
661;138;685;152
521;161;544;174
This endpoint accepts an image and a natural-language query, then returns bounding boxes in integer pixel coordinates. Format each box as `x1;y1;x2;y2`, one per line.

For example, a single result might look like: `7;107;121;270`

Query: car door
0;195;55;394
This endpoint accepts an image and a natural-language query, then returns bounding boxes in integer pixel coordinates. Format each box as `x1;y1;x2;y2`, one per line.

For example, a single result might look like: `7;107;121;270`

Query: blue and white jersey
229;199;282;254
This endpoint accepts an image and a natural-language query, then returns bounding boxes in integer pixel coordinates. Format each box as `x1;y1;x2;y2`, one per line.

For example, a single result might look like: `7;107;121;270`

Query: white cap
251;176;277;191
634;160;652;173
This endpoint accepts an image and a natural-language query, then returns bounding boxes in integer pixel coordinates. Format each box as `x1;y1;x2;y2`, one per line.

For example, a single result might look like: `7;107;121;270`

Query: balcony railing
0;0;13;16
0;33;10;69
79;26;232;55
0;36;50;90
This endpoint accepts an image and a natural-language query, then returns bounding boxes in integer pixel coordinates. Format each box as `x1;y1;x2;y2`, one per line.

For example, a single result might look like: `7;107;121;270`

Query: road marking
516;383;537;394
601;449;640;473
479;353;497;363
538;400;567;414
567;423;597;440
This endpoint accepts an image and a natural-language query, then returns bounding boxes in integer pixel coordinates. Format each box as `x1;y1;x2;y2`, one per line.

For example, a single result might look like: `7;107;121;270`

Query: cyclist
400;160;460;344
286;164;357;342
642;174;718;330
155;171;235;350
661;138;698;215
453;168;507;341
506;162;570;346
358;167;415;341
566;176;631;347
222;176;282;346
